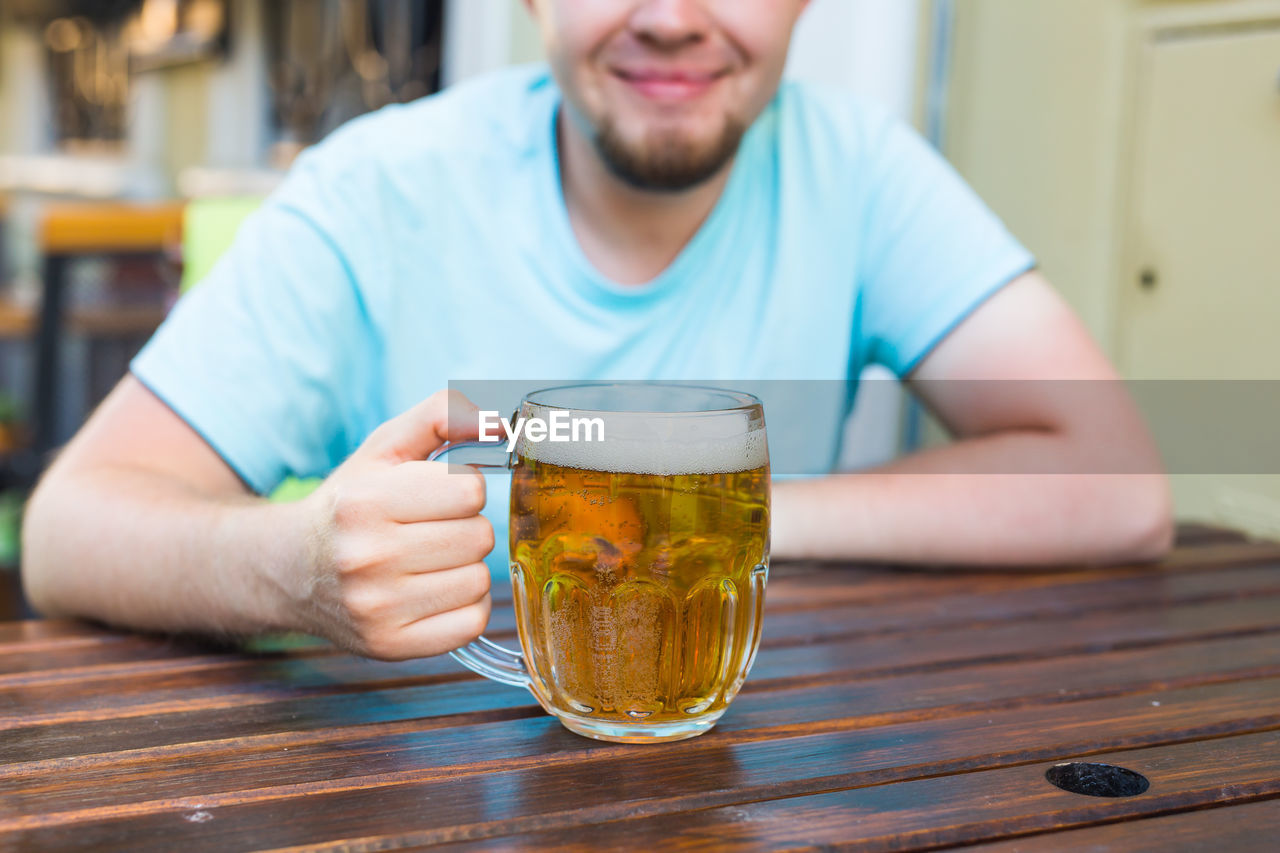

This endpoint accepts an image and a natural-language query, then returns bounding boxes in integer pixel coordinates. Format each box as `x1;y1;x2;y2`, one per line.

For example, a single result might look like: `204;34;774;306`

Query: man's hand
21;380;500;656
291;391;495;660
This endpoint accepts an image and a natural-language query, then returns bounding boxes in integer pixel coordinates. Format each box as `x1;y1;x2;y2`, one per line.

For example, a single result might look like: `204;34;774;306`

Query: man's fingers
394;515;496;571
373;594;493;660
391;561;492;625
357;390;482;464
370;461;488;522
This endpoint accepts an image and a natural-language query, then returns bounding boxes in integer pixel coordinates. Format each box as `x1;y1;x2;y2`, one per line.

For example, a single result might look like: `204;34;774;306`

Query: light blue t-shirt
132;64;1033;571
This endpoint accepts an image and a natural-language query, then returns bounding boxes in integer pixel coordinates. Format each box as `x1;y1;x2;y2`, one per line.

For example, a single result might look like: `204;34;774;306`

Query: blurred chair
34;201;184;457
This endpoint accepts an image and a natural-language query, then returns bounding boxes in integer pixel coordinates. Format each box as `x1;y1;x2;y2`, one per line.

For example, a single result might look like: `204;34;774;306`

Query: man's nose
628;0;711;49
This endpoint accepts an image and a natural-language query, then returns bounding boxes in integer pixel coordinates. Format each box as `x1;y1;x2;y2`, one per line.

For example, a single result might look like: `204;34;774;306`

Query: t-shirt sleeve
855;115;1036;377
130;167;382;495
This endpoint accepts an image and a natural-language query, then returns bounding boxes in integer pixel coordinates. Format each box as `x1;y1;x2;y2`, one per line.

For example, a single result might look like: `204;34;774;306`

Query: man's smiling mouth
610;66;731;102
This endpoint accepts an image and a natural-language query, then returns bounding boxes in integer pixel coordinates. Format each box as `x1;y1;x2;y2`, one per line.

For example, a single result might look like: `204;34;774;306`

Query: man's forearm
771;430;1173;567
21;466;312;636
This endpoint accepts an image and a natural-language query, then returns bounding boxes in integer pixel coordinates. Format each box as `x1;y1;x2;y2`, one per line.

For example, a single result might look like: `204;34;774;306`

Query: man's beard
593;116;747;192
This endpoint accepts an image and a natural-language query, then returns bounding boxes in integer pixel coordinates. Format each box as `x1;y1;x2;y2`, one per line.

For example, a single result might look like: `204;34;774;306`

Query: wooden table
4;523;1279;851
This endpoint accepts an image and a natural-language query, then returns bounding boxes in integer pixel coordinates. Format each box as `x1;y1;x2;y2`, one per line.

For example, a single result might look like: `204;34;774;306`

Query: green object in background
0;391;24;569
0;490;23;569
182;196;318;504
270;476;322;503
180;196;266;295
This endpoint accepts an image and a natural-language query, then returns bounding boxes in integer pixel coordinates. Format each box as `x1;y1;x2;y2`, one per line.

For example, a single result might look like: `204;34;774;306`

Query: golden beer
435;383;770;742
508;410;769;742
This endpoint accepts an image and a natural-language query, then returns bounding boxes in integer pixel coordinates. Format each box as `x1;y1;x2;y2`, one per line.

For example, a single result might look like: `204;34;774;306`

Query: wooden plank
0;644;337;689
0;632;215;668
9;597;1280;736
748;596;1280;685
439;730;1280;853
0;646;239;679
6;683;1279;850
6;592;1279;762
1173;522;1253;546
4;625;1276;779
0;528;1262;648
0;620;126;647
4;539;1275;675
767;537;1280;588
0;653;479;724
764;553;1280;613
8;561;1279;718
0;530;1273;851
964;796;1280;851
7;634;1280;814
10;622;1280;773
7;659;1280;817
756;563;1280;643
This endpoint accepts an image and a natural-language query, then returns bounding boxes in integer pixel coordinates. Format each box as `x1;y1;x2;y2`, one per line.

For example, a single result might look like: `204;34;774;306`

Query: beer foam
519;412;768;475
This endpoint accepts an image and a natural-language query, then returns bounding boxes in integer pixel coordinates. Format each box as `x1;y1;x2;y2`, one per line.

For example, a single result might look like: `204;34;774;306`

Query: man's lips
611;67;728;101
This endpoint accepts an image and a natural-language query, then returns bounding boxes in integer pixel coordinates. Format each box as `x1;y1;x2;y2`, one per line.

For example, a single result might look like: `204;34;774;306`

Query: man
21;0;1171;661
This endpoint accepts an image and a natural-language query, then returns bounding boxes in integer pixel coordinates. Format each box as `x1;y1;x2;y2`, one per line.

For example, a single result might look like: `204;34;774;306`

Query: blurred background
0;0;1276;610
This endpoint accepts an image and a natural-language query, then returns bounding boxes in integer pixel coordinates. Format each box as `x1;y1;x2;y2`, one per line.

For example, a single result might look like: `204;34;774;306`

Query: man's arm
21;377;495;659
771;271;1174;566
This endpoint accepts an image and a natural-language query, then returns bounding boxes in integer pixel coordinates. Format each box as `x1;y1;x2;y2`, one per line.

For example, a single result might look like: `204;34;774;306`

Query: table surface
3;523;1280;851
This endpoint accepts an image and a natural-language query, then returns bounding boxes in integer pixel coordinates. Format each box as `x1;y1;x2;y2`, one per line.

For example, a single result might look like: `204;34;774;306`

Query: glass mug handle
425;441;531;688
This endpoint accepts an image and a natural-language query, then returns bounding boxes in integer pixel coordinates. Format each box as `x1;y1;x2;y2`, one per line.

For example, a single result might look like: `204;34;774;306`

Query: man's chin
594;123;747;193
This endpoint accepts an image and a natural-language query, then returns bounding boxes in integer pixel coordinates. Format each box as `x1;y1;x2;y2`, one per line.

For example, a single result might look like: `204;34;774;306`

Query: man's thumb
357;390;481;463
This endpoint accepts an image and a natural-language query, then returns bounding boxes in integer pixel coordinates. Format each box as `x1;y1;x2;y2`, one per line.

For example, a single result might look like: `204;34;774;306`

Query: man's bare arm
771;271;1174;567
21;377;495;658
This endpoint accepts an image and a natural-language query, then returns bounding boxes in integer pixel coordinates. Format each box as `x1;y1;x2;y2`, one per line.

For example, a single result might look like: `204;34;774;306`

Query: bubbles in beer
509;451;770;732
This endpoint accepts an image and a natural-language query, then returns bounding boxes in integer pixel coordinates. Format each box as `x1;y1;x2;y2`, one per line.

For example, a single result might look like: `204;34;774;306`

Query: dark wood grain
964;796;1280;851
9;560;1279;725
7;591;1279;764
8;619;1280;790
1172;522;1255;546
2;523;1276;851
441;730;1280;853
9;668;1280;836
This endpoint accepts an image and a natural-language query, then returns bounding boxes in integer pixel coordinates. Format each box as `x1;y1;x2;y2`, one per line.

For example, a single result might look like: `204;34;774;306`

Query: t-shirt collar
536;80;758;310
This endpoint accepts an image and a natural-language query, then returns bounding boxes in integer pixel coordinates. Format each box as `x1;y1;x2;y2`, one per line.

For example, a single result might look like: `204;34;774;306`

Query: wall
509;2;543;64
944;0;1129;352
444;0;524;83
918;0;1130;455
144;0;272;188
0;24;49;156
939;0;1280;536
788;0;925;468
787;0;923;122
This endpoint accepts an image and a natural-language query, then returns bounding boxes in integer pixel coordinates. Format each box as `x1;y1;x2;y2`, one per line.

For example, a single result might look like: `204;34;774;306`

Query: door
1121;24;1280;379
1121;22;1280;536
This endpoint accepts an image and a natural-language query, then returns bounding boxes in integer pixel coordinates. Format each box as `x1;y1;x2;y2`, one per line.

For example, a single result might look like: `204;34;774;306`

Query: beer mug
430;383;769;742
